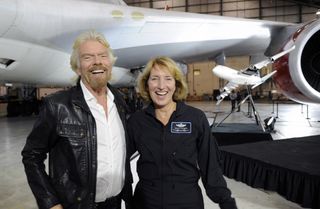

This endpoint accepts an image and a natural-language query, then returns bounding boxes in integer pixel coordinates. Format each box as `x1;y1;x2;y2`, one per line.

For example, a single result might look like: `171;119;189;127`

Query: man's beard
84;65;111;91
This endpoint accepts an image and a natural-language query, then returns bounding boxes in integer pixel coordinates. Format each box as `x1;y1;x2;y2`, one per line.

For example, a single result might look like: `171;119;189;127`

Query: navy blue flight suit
128;102;237;209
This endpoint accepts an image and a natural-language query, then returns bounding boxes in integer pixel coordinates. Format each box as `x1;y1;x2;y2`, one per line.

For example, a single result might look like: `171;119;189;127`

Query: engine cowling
273;18;320;104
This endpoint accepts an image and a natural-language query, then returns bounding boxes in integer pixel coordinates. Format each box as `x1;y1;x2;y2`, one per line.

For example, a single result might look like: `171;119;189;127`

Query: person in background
229;90;237;111
236;90;242;112
21;30;132;209
127;56;237;209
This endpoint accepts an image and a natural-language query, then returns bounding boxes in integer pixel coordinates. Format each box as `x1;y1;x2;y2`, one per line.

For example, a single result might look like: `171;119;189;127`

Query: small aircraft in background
212;45;295;132
212;45;296;105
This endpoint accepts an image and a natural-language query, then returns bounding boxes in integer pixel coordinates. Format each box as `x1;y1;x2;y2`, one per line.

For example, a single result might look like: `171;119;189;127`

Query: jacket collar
71;81;127;122
71;80;122;106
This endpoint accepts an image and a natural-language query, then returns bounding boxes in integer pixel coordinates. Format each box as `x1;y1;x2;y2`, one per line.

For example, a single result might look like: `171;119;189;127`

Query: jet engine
273;18;320;104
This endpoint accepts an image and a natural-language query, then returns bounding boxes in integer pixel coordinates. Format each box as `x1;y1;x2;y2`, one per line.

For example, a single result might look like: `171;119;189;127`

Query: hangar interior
1;1;320;209
2;0;320;117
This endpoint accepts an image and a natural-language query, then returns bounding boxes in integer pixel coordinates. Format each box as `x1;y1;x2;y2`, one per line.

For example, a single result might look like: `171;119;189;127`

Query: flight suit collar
145;101;185;118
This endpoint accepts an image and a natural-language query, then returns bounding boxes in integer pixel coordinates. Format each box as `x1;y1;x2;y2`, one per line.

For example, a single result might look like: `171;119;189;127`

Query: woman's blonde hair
70;30;117;72
138;56;188;102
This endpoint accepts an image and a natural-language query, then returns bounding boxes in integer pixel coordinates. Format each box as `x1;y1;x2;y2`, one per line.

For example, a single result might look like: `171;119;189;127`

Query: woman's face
147;65;176;108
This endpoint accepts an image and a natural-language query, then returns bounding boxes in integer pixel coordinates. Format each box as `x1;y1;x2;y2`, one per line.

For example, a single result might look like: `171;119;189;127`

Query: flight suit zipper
161;125;166;209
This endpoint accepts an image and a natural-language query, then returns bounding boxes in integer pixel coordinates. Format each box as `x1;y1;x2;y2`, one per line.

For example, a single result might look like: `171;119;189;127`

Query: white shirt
80;81;126;202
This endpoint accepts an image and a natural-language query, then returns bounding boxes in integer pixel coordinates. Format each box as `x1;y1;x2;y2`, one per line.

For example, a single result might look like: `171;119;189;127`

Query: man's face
77;40;112;91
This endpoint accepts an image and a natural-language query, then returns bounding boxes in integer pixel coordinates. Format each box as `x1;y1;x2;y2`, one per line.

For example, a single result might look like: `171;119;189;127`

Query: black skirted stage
219;135;320;209
211;123;273;146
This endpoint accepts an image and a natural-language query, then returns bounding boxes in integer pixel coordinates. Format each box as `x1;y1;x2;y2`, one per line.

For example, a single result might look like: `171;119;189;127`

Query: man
229;90;237;111
22;31;132;209
236;90;242;112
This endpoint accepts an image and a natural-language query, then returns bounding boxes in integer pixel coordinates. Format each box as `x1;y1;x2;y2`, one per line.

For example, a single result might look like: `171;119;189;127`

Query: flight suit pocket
182;139;197;156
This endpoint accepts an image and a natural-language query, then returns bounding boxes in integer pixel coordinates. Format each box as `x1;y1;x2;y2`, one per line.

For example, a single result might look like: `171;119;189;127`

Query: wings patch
171;122;192;134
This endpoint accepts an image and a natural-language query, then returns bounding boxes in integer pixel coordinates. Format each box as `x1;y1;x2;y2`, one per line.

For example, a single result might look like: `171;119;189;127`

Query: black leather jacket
22;83;133;209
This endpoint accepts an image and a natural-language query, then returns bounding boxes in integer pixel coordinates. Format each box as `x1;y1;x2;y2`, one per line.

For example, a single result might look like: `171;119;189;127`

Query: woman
128;56;237;209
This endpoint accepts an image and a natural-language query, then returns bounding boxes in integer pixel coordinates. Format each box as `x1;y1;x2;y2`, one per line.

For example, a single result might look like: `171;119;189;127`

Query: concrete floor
0;100;319;209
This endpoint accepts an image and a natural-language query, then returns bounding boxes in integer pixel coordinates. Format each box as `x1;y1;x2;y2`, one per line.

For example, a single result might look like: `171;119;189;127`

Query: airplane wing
0;0;292;86
216;82;239;105
251;70;277;89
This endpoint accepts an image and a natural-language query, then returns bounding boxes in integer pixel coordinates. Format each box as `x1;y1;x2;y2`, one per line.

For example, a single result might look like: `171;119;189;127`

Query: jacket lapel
70;84;91;114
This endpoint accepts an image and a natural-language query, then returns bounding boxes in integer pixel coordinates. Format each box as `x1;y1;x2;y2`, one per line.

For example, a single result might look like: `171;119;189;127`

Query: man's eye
83;56;92;60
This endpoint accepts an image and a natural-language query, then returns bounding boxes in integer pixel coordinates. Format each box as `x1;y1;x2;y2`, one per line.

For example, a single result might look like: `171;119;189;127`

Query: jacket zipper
88;114;96;207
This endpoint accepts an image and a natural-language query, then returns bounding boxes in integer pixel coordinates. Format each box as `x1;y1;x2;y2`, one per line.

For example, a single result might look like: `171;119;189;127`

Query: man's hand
50;204;63;209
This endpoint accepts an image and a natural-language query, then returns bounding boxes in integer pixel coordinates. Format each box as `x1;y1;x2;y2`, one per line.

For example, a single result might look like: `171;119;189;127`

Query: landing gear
215;86;266;132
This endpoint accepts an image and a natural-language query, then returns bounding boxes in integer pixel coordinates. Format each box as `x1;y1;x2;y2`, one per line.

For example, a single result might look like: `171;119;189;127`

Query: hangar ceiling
124;0;320;23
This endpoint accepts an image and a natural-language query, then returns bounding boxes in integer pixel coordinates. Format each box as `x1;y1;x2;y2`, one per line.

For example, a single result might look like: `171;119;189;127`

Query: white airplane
1;0;320;106
213;46;296;104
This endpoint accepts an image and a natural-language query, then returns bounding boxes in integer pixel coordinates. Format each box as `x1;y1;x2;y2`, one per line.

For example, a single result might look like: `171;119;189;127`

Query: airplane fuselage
213;65;262;86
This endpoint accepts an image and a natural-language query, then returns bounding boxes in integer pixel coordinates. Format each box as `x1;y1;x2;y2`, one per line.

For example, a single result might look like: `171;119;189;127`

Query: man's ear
75;68;81;76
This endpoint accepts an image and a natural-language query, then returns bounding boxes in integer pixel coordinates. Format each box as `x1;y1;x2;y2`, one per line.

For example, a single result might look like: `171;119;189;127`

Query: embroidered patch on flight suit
171;122;192;133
